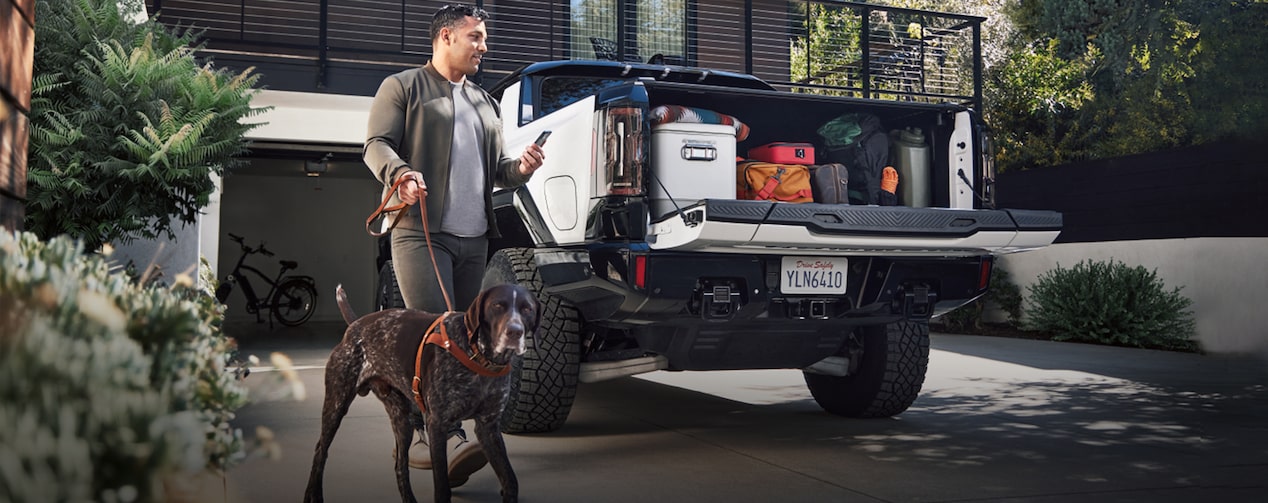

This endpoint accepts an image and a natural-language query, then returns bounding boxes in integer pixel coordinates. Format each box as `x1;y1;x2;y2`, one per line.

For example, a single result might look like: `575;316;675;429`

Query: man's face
441;16;488;76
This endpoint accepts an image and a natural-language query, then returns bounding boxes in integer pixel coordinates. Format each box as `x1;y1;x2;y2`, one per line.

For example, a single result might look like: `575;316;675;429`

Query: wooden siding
1;0;33;231
145;1;978;105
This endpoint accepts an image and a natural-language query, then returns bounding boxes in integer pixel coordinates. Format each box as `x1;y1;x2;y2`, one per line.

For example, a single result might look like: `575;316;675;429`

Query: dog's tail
335;284;357;325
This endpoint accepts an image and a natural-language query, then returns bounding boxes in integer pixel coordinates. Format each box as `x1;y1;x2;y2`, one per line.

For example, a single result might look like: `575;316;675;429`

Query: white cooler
649;123;737;218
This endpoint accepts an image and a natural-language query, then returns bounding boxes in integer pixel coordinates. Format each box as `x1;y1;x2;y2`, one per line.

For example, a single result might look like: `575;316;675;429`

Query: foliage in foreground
1025;258;1198;351
0;231;252;502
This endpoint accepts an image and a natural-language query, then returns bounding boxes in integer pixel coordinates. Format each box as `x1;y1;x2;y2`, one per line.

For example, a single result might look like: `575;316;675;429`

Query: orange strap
366;175;453;312
411;313;512;414
756;168;784;200
755;167;813;201
366;176;412;237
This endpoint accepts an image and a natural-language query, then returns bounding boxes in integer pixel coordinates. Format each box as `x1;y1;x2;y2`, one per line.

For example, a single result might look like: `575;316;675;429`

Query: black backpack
819;113;893;205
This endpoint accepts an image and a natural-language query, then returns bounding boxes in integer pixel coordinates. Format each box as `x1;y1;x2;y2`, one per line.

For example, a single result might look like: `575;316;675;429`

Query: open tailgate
647;199;1062;257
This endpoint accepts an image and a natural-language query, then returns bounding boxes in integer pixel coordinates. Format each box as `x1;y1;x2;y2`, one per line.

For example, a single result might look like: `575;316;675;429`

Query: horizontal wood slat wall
146;0;981;102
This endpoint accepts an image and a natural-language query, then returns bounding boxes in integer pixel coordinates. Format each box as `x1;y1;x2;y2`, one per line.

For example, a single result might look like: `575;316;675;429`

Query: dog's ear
465;287;492;338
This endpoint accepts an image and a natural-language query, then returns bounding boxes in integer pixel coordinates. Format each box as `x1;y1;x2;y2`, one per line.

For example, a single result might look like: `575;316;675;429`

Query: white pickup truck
471;58;1061;433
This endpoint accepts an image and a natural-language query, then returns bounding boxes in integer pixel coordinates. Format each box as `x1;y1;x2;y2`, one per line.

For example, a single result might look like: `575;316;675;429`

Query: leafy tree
991;0;1267;171
986;39;1097;170
1181;2;1268;144
27;0;266;251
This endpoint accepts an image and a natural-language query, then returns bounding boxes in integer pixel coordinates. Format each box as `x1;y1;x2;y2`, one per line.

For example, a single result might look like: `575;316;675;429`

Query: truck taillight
602;106;646;196
634;254;647;289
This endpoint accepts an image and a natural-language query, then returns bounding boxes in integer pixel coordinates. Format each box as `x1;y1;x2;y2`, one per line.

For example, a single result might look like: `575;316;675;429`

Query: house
142;0;984;323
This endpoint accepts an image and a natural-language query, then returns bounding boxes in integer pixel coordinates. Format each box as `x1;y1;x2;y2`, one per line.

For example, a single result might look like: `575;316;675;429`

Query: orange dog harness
411;312;511;414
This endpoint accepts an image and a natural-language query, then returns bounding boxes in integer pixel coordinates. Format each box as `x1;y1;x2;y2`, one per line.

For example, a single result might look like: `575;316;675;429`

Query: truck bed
643;80;965;161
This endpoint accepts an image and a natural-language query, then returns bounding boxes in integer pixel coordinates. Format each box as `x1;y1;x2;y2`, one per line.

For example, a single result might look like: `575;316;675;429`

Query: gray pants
390;227;489;314
390;226;488;436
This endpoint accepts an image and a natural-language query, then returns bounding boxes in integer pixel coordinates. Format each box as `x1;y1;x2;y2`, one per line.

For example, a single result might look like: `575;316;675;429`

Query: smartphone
534;130;552;147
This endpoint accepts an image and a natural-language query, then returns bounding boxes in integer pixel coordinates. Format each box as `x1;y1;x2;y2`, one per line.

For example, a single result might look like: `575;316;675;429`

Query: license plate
780;256;848;295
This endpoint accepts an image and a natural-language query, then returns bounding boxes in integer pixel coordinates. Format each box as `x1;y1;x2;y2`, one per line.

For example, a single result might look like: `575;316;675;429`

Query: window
570;0;691;65
538;76;627;118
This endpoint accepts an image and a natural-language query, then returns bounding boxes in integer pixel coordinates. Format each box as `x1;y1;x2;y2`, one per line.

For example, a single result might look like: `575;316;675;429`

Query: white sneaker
408;434;488;487
407;437;435;470
446;437;488;488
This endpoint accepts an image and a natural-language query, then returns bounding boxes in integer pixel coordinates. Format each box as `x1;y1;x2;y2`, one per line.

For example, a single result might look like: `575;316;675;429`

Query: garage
210;90;383;325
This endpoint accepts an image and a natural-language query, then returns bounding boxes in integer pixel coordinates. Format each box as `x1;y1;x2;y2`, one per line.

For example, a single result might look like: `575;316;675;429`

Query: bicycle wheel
271;278;317;327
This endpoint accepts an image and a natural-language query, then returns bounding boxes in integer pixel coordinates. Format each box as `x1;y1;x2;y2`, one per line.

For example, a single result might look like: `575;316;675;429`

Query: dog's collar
411;312;511;414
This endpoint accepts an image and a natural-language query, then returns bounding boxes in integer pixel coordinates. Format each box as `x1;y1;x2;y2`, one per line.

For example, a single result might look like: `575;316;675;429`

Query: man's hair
431;4;490;42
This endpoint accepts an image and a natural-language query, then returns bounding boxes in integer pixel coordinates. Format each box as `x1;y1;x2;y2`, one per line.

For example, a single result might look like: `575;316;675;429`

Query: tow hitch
899;283;937;319
787;299;833;320
692;279;744;320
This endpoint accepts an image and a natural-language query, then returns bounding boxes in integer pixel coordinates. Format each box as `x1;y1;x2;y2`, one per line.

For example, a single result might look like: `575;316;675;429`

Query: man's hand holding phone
534;130;552;147
519;130;550;176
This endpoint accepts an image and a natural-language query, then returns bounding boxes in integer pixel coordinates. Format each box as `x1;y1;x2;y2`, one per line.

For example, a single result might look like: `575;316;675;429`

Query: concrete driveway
207;322;1267;502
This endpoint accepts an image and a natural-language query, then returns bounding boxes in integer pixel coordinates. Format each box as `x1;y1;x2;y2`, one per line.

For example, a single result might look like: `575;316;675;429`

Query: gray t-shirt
441;82;488;237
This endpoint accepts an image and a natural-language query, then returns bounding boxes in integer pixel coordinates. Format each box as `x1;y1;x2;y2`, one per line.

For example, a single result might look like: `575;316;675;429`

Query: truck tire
804;320;930;418
482;248;581;433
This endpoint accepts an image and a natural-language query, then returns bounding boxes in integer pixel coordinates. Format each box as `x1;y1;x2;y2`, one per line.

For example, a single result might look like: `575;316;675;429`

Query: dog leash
368;176;505;414
410;313;511;414
366;176;454;312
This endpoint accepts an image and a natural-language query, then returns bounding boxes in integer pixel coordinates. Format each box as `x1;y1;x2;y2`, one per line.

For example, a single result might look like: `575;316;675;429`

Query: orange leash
369;177;502;416
366;176;453;312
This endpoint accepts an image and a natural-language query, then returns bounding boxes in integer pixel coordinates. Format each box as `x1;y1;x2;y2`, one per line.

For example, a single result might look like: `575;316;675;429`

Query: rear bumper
647;199;1062;256
528;200;1059;371
535;248;991;326
535;249;990;370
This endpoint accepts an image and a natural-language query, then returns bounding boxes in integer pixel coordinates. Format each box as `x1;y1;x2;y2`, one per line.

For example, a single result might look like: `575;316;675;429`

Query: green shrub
0;230;251;501
27;0;266;251
938;265;1024;333
1025;258;1198;351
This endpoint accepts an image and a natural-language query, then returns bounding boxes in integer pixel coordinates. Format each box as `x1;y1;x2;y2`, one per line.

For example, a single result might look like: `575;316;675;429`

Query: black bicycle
216;233;318;327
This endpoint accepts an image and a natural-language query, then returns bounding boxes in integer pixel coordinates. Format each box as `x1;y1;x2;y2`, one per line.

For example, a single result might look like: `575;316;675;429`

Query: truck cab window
538;77;626;118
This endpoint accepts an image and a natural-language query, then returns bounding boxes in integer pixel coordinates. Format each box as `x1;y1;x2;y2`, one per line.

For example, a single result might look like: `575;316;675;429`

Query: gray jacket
363;62;530;236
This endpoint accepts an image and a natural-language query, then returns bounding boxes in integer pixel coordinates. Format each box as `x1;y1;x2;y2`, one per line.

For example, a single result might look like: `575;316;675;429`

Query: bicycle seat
280;260;298;270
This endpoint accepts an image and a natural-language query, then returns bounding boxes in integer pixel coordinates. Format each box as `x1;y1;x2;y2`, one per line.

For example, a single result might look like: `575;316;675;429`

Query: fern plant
26;0;267;251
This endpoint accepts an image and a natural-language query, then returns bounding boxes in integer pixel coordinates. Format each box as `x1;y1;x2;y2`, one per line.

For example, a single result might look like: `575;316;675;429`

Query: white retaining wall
998;238;1268;356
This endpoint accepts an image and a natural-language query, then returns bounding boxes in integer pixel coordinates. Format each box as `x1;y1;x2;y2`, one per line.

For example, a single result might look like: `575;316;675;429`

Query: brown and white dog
304;284;539;503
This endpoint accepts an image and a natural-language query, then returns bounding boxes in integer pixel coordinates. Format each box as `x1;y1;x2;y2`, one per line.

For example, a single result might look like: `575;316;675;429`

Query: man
362;3;545;485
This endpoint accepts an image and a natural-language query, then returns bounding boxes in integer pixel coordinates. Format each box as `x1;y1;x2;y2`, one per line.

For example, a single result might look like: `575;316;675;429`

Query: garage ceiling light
305;153;334;177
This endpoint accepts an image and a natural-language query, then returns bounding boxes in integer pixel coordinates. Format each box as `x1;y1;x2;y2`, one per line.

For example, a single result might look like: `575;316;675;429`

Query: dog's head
465;284;540;364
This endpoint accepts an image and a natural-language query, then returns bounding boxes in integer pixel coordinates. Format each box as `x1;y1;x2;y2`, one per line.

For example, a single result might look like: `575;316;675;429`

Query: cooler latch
681;143;717;161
